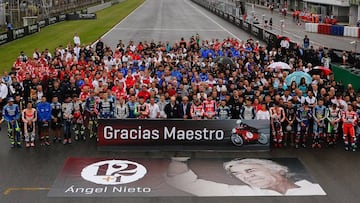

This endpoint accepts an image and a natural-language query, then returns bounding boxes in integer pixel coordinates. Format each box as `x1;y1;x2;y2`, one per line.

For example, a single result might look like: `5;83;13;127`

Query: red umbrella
309;66;333;75
277;36;290;41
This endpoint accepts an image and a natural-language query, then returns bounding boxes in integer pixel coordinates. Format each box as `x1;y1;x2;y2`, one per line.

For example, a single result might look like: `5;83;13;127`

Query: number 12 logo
81;160;147;185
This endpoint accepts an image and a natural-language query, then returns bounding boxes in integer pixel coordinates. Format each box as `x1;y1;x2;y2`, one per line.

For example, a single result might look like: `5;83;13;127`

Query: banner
48;157;326;197
48;16;59;25
38;20;47;28
79;13;97;19
58;14;67;22
66;13;97;20
0;32;10;45
27;24;39;34
13;27;26;39
98;119;270;151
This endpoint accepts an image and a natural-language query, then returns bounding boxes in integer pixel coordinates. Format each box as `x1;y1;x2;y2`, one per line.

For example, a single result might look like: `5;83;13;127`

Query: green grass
0;0;144;73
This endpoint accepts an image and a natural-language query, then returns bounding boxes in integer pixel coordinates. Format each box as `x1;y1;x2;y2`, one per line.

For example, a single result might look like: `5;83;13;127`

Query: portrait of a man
166;158;326;196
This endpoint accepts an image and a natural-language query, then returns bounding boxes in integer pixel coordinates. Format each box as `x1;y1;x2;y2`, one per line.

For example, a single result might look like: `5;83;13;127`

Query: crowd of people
0;33;359;151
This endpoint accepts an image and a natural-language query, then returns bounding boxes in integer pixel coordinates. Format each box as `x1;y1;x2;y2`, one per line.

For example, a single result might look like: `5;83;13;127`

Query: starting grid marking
3;187;50;195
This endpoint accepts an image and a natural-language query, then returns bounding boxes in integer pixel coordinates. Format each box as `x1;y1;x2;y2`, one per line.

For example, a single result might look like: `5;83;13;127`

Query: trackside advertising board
97;119;270;151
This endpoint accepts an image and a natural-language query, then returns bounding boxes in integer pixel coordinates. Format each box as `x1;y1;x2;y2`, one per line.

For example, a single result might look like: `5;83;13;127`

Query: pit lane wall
97;119;270;151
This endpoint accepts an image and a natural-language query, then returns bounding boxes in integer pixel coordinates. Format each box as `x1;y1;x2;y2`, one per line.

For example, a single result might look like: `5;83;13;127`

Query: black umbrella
214;56;235;67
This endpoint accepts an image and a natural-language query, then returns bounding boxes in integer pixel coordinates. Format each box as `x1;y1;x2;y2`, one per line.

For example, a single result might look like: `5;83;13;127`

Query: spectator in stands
217;99;231;119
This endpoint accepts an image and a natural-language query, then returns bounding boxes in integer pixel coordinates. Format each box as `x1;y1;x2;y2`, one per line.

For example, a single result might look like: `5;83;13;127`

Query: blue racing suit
296;106;312;147
37;101;52;142
312;105;327;145
98;99;114;119
3;104;21;146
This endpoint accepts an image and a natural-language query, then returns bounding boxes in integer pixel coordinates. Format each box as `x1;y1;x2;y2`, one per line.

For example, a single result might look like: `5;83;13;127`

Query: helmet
286;125;292;132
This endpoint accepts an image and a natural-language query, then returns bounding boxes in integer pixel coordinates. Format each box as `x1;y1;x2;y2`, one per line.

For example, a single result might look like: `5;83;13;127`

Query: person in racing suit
22;101;37;148
342;104;358;151
312;99;327;148
325;103;341;146
85;90;99;139
217;99;231;120
50;96;62;143
72;95;86;141
98;92;114;119
295;102;312;149
62;96;73;144
135;96;149;119
191;98;204;120
284;100;297;147
269;102;286;148
3;97;21;148
203;95;217;119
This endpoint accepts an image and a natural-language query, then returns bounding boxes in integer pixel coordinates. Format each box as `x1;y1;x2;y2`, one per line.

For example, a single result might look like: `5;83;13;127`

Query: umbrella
308;66;333;75
285;71;312;86
277;36;290;41
214;56;235;67
268;62;291;70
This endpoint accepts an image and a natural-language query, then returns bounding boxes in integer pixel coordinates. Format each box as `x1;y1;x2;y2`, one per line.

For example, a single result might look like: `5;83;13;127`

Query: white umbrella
268;62;291;70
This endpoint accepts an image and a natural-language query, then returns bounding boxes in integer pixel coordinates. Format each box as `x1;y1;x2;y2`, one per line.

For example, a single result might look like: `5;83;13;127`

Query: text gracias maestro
103;126;225;140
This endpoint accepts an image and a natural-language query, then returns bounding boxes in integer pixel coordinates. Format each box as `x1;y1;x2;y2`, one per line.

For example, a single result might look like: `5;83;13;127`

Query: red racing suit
202;100;217;119
342;110;358;146
191;103;204;120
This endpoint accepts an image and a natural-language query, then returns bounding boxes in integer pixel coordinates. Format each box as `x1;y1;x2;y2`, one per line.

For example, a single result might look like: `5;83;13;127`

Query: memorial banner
48;157;326;197
97;119;270;151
